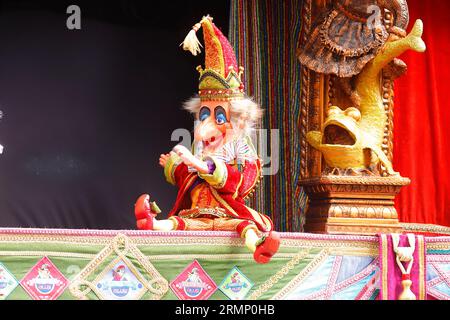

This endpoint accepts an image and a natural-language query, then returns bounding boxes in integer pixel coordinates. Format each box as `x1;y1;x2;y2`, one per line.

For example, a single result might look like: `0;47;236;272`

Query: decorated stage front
0;228;449;300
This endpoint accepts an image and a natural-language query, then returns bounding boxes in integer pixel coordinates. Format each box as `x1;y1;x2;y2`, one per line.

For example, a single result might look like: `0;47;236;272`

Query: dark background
0;0;229;228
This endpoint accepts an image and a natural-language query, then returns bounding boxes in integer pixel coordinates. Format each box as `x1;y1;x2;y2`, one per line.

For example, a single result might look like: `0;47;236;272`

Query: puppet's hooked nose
195;118;222;143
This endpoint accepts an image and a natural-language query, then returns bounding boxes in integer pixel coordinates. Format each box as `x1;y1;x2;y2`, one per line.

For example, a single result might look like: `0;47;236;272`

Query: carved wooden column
301;176;408;234
297;0;420;235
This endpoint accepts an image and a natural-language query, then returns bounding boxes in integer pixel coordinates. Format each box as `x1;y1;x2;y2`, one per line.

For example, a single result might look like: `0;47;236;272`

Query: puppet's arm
163;151;191;187
172;144;243;193
172;144;261;197
198;156;261;197
172;145;209;174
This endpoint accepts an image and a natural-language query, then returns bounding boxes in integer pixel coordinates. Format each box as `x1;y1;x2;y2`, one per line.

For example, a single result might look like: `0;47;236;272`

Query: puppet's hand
159;153;171;168
173;145;209;174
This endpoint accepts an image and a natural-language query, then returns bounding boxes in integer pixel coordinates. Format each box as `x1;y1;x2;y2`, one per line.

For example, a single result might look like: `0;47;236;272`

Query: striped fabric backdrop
229;0;307;232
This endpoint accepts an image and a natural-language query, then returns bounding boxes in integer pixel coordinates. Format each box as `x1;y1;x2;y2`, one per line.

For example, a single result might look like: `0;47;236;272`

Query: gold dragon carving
299;0;425;176
307;19;425;175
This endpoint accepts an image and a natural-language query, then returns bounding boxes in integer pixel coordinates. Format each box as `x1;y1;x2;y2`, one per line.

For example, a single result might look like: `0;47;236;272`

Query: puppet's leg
136;215;214;231
256;232;281;264
136;218;176;231
247;230;280;264
168;217;214;232
135;194;156;230
243;228;260;251
214;219;281;263
152;219;176;231
135;194;177;231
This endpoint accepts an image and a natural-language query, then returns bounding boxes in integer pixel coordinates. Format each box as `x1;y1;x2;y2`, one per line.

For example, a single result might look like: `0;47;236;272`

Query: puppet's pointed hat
181;15;245;101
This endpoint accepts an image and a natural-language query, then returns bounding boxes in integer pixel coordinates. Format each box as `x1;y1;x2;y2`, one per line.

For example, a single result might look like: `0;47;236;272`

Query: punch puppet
134;16;280;264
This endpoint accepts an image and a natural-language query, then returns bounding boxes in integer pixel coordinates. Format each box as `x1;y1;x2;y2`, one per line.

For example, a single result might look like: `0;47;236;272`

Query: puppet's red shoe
253;232;281;264
136;217;154;230
135;194;151;220
134;194;161;230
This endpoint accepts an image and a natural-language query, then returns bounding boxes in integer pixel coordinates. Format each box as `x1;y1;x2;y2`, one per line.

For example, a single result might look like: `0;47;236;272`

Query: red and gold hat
182;15;245;101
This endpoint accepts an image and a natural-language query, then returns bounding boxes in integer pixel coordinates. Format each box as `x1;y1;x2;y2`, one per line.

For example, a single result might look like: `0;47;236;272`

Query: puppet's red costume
163;151;272;237
134;16;279;263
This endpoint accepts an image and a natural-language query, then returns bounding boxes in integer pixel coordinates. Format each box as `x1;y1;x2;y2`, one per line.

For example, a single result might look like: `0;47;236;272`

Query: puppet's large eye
199;107;210;122
214;106;227;125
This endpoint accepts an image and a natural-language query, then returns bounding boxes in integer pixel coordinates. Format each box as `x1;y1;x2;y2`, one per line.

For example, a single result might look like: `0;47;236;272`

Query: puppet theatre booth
0;0;449;300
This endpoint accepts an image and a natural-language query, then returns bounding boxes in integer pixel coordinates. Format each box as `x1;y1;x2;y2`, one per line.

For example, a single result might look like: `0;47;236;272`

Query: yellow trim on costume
209;187;239;218
242;159;262;198
261;215;273;231
190;183;221;209
198;156;228;189
233;175;244;199
180;173;198;196
164;153;182;185
240;224;258;238
208;177;271;231
247;207;271;231
190;183;202;206
168;217;180;230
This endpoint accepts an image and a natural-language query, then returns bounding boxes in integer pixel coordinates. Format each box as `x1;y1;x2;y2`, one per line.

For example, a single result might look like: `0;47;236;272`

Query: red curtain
394;0;450;226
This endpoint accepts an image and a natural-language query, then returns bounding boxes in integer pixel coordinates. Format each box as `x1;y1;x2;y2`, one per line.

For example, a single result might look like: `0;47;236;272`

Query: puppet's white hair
183;97;203;114
182;96;263;136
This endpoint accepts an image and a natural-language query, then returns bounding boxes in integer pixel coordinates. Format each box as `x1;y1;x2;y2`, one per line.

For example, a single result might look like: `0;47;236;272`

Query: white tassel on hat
180;15;212;56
